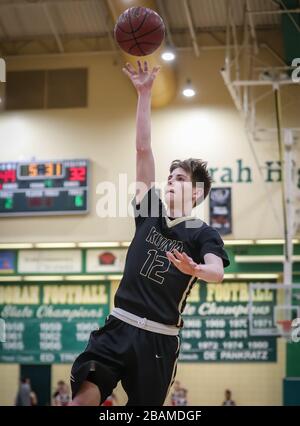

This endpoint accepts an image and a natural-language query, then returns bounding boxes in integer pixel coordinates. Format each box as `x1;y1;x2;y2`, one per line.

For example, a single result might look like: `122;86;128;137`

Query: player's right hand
166;250;202;276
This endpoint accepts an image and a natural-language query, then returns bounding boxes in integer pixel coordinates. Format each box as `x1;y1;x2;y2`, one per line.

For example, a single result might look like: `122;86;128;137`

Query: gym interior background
0;0;300;406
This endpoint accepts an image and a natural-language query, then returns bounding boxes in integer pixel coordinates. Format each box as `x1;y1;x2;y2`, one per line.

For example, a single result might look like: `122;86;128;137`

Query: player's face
165;167;194;213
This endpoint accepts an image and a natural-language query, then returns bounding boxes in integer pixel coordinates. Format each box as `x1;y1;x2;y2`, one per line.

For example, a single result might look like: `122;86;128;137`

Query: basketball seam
131;41;163;46
116;10;148;35
116;23;164;44
128;9;146;56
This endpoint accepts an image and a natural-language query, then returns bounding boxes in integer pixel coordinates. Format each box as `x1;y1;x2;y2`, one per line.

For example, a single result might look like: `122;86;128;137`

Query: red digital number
28;198;42;207
68;167;86;182
45;198;53;208
0;170;16;189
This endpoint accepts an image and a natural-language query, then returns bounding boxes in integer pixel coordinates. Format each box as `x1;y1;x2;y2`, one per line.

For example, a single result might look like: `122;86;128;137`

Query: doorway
20;364;51;406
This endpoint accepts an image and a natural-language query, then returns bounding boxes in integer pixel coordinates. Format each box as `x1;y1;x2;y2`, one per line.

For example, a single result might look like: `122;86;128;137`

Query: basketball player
70;61;230;406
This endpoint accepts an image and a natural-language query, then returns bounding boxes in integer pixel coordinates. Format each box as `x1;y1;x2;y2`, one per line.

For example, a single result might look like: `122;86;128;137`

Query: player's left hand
166;249;203;276
122;60;160;94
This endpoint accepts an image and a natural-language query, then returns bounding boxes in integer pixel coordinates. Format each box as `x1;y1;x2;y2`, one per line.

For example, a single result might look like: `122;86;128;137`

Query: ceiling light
161;50;176;62
182;79;196;98
183;88;196;97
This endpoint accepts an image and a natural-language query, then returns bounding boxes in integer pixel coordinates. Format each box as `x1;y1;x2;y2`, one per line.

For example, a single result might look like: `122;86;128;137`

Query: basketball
114;7;165;56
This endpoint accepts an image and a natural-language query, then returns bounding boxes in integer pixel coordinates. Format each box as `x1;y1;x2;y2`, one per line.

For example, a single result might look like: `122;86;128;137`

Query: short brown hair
169;158;212;203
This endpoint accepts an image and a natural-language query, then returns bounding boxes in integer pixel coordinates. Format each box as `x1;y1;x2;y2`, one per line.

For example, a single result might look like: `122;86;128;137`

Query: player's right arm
123;61;160;204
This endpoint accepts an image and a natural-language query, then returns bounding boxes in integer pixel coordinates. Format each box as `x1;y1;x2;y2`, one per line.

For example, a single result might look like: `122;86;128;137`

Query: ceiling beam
182;0;200;57
246;0;259;54
156;0;176;48
97;1;118;54
248;8;300;16
42;2;64;53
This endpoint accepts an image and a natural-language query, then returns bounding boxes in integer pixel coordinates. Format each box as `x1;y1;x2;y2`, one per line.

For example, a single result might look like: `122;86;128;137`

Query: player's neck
167;207;192;218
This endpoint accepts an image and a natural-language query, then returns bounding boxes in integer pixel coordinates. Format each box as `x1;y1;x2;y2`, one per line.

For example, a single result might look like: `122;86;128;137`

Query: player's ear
192;185;204;206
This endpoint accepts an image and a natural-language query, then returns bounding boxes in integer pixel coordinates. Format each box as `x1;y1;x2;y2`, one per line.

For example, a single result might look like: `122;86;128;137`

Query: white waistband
111;308;180;336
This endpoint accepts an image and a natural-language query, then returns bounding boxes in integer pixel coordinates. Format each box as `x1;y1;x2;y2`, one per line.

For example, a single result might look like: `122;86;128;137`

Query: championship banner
209;187;232;235
0;282;110;364
180;282;277;362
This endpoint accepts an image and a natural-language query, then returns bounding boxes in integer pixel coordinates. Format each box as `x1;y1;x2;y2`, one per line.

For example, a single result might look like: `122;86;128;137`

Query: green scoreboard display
0;159;89;216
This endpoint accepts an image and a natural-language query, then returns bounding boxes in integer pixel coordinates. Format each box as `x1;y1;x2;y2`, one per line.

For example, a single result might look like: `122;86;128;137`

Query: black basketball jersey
114;186;230;327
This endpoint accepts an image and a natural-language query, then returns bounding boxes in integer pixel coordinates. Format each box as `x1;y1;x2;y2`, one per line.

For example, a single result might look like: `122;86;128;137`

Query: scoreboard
0;159;89;216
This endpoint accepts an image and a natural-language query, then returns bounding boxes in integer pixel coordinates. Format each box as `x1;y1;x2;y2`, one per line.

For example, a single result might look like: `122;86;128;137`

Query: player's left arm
166;250;224;283
122;61;160;204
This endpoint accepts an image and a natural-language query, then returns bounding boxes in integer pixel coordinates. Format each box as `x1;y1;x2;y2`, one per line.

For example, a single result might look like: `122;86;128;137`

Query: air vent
6;70;45;110
6;68;88;110
47;68;87;109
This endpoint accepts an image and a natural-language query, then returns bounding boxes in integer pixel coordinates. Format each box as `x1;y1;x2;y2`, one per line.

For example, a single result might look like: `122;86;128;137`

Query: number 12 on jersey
140;249;171;284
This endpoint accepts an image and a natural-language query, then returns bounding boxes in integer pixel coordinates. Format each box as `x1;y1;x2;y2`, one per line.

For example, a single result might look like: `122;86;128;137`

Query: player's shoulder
184;219;212;235
200;223;220;235
187;220;223;242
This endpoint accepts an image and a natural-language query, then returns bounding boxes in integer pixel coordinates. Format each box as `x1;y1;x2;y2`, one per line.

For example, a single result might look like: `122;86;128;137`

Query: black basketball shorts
70;315;180;406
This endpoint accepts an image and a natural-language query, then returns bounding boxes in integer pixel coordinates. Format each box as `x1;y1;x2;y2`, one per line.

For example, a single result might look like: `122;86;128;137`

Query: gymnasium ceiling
0;0;287;56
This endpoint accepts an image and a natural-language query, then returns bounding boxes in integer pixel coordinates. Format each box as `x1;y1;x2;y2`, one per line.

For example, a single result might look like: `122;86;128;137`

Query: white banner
86;249;127;273
18;250;82;273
